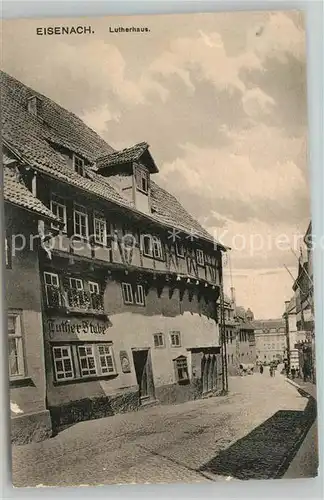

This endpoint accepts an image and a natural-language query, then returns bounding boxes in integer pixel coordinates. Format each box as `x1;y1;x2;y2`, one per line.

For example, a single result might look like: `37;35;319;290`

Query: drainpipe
284;300;291;375
219;254;228;393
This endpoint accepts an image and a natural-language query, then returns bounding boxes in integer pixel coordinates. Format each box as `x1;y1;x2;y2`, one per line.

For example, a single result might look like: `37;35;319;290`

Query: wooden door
132;349;155;402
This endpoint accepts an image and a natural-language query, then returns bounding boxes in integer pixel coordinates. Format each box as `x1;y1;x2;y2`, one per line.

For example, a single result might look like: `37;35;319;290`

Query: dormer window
27;95;43;118
73;154;85;176
135;166;149;194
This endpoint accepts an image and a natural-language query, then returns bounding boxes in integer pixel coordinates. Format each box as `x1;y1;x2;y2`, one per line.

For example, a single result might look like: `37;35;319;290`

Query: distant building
253;319;286;364
236;306;256;367
283;296;307;371
219;298;256;374
290;222;315;382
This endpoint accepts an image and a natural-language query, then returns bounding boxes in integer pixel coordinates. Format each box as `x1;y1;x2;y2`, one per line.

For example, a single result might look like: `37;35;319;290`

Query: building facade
2;71;227;441
254;319;286;365
219;299;256;375
4;165;62;443
290;222;315;382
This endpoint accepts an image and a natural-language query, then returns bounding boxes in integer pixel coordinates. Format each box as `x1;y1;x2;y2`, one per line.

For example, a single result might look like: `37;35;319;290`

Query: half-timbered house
2;71;227;436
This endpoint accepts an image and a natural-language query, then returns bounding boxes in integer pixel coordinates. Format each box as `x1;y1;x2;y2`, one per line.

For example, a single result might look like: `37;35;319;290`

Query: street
11;371;317;487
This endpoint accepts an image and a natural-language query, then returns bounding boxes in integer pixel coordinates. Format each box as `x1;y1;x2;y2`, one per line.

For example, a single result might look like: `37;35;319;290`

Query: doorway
132;349;155;402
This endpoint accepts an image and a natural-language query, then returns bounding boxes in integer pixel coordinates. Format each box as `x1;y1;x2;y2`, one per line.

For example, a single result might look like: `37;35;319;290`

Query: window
52;346;74;381
141;234;163;260
89;281;100;295
153;333;165;348
51;195;67;232
69;277;83;290
176;243;185;258
135;167;149;194
134;285;145;306
196;249;205;266
141;235;153;256
94;213;107;245
98;344;116;374
122;283;145;306
170;331;181;347
8;313;25;379
74;154;85;176
153;237;163;259
74;204;88;238
175;356;189;382
44;272;61;307
122;282;133;304
88;281;103;311
78;345;97;377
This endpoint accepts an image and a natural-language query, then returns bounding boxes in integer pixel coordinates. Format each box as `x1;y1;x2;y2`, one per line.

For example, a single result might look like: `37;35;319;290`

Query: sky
1;11;309;319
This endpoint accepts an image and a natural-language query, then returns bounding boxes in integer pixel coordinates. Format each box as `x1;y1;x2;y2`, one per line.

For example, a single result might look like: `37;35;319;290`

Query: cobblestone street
11;371;317;487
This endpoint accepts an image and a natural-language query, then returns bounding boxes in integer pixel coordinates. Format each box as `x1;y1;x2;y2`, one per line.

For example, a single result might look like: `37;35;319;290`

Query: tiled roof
252;318;285;331
1;71;223;248
96;142;148;168
3;167;61;223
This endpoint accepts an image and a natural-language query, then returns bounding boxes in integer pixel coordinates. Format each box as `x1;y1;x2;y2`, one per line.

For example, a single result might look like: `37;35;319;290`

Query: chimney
27;95;43;119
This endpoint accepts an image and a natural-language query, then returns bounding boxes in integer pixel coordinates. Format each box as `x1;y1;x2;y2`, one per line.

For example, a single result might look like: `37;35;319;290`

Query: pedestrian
260;364;264;374
291;367;296;379
269;366;273;377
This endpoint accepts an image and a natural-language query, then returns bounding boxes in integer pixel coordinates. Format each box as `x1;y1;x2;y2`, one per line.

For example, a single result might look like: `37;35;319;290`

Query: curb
285;378;316;400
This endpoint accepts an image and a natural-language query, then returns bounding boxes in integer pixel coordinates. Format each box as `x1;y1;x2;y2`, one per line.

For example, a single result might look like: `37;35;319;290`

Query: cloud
81;105;120;135
158;139;309;225
242;87;275;117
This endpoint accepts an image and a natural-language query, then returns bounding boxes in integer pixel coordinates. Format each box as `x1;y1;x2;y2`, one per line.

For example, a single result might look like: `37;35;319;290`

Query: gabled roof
3;167;61;223
1;70;224;249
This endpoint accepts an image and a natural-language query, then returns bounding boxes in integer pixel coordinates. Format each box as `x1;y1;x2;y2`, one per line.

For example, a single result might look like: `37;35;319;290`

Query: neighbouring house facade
2;71;227;441
218;297;256;374
283;296;307;372
235;307;256;368
254;319;286;364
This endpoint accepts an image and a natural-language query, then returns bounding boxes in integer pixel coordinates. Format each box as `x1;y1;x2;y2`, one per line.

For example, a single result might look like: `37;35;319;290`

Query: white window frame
8;313;25;380
94;213;107;245
50;195;67;232
73;154;85;176
44;272;61;306
170;331;181;347
77;345;97;377
98;344;116;375
175;243;185;258
122;282;134;304
73;204;89;238
152;237;163;259
69;277;83;290
135;166;149;194
196;249;205;266
52;345;74;381
134;285;145;306
89;281;100;294
153;333;165;348
141;234;153;257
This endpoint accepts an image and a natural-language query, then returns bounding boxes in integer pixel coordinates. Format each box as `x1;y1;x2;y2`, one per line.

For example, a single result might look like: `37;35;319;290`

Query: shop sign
47;316;111;341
